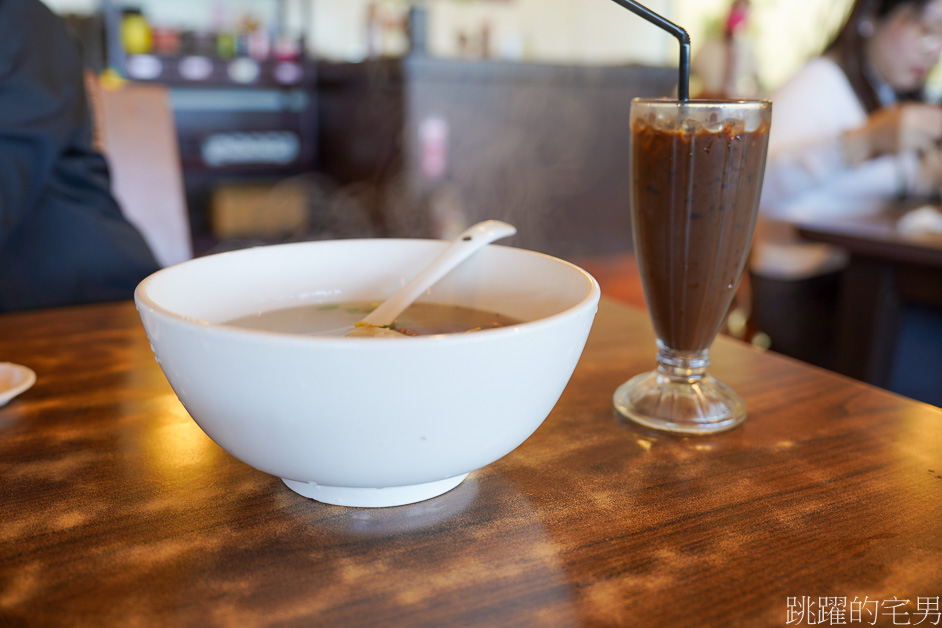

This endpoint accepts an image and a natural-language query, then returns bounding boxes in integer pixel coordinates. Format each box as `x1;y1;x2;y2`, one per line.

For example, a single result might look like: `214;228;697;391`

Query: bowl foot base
282;473;470;507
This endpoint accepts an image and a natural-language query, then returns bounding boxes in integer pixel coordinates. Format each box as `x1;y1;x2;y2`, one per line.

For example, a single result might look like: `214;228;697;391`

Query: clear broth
225;301;523;337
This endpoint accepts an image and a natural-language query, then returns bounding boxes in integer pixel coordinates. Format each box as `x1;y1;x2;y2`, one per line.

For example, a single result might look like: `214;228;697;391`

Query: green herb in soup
225;302;523;337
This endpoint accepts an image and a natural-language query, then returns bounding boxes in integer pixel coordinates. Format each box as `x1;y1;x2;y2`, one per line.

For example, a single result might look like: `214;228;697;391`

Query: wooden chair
86;75;193;267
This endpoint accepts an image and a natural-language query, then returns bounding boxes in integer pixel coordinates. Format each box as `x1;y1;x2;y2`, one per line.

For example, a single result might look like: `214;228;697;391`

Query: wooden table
1;299;940;627
797;212;942;401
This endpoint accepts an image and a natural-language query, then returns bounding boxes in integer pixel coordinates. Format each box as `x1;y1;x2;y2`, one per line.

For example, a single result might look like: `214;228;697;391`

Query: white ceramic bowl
135;239;600;507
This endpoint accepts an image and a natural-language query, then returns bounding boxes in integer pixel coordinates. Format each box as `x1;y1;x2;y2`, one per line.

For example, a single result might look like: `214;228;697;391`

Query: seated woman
751;0;942;367
0;0;160;312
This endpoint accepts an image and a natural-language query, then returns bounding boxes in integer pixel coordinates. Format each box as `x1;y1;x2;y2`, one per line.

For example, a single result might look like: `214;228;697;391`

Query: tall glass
614;99;772;435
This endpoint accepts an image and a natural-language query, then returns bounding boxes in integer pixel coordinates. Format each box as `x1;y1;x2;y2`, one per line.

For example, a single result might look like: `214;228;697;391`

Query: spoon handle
360;220;517;327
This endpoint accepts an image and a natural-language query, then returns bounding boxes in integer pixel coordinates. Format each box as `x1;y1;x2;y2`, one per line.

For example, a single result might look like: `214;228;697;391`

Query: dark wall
317;58;677;259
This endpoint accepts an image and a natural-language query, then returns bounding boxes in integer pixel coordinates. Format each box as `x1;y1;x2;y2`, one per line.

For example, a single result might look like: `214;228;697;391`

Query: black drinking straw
608;0;691;102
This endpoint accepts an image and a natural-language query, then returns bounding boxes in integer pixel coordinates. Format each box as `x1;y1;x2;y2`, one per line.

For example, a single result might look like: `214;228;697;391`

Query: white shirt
753;57;922;279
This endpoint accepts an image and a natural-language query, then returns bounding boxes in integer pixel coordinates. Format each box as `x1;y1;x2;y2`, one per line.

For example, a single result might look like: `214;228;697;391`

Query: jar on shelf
152;27;181;55
121;8;152;55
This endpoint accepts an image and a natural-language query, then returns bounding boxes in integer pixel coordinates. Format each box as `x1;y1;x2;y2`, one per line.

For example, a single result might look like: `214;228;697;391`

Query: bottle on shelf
120;7;152;55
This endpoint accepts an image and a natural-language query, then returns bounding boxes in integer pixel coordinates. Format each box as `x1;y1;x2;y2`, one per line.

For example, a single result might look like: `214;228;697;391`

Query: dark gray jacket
0;0;160;311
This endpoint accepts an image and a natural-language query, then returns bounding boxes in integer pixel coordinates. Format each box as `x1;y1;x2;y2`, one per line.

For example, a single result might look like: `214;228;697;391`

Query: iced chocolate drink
614;99;771;435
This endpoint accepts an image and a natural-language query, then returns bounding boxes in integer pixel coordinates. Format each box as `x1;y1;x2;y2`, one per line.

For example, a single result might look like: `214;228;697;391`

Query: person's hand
842;103;942;165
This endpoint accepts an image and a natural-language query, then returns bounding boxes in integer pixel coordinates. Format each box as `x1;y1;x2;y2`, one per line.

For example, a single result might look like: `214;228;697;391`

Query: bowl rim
134;239;601;347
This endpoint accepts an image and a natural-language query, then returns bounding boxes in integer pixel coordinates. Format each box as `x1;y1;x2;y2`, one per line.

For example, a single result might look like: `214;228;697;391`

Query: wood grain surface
1;299;940;627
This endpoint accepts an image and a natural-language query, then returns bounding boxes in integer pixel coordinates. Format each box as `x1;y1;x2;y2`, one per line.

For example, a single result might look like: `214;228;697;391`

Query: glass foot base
613;370;746;435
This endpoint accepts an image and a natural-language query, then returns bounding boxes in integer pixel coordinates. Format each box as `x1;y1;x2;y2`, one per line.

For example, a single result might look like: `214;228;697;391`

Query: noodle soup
226;302;523;336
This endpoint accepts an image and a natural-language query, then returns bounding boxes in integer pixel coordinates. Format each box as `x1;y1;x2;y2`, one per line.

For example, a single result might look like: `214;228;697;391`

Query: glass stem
655;345;710;383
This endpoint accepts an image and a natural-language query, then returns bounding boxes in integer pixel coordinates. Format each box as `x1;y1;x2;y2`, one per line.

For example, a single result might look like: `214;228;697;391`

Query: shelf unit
98;0;317;240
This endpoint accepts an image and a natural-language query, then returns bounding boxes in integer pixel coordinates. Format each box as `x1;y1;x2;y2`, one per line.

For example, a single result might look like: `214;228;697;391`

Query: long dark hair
825;0;932;111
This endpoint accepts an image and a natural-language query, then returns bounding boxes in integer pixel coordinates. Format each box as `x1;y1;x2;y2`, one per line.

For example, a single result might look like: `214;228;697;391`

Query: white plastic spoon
352;220;517;333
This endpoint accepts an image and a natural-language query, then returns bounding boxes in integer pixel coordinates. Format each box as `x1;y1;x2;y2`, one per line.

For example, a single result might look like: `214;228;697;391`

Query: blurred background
44;0;891;261
47;0;858;83
32;0;942;405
